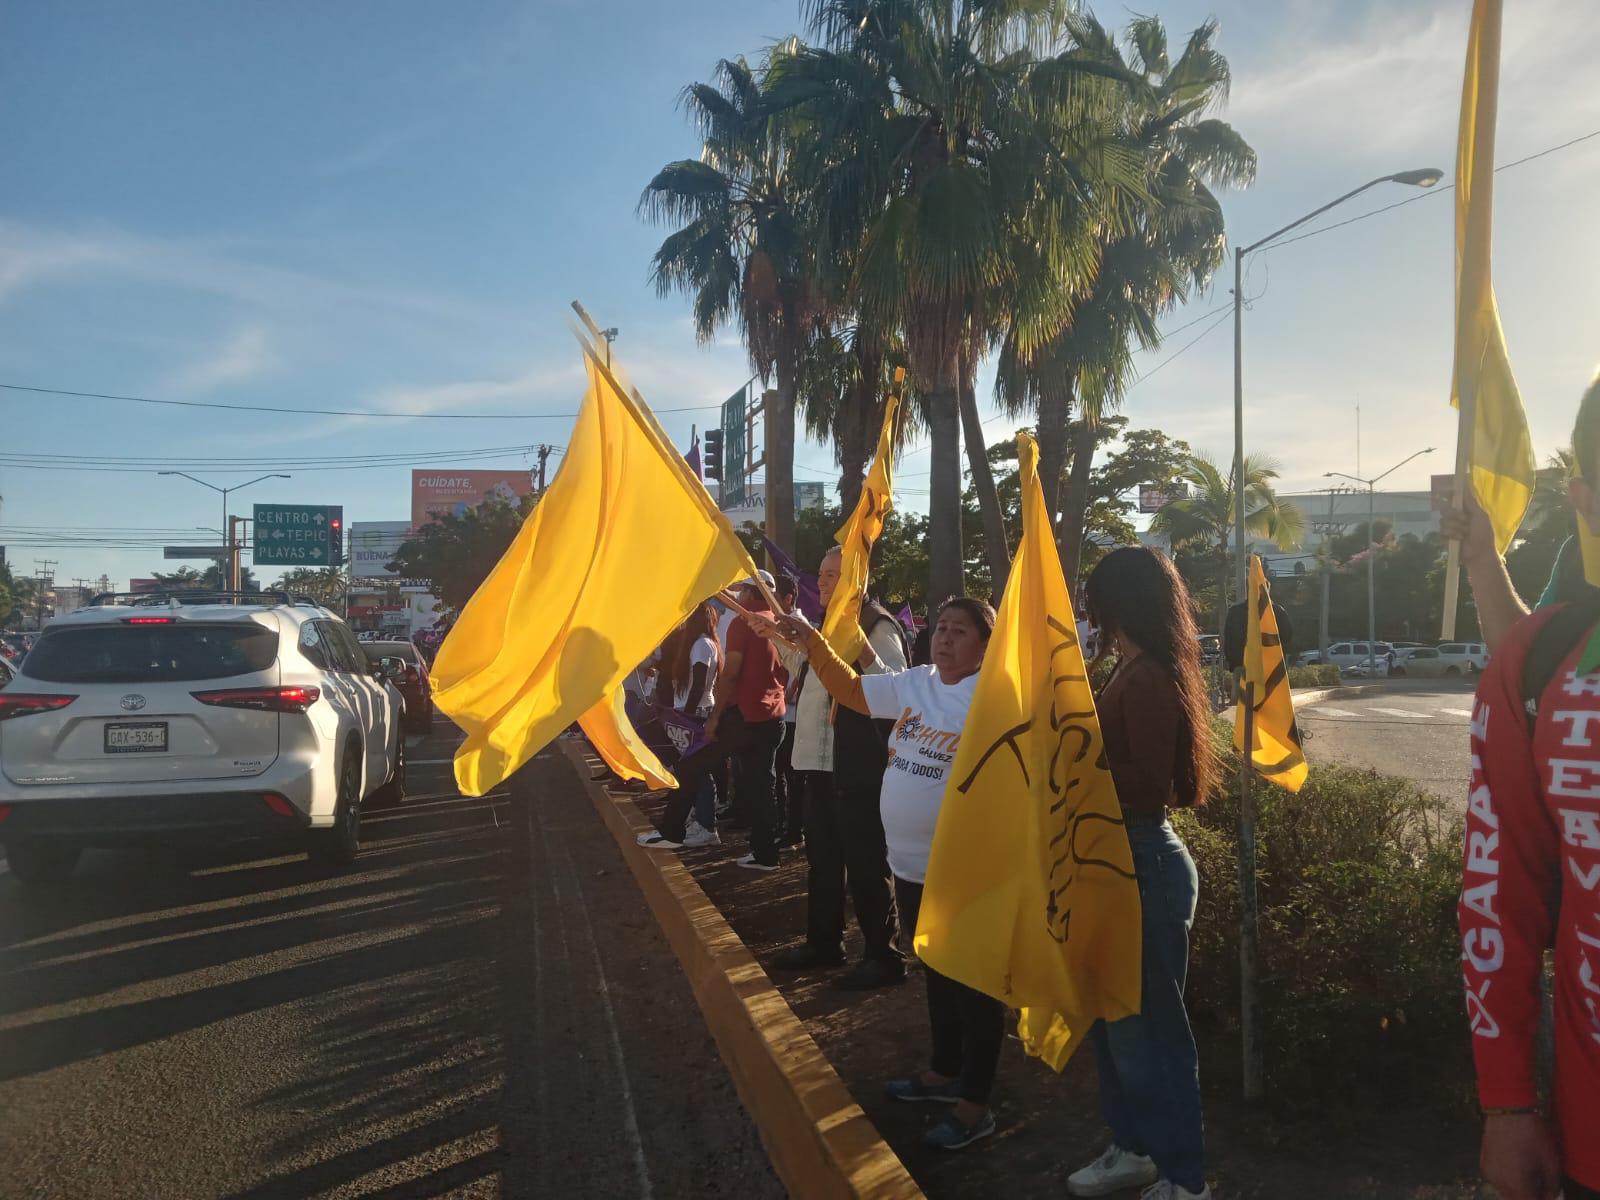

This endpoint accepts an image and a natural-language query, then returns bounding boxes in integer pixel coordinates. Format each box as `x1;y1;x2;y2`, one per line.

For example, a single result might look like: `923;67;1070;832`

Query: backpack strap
1520;596;1600;734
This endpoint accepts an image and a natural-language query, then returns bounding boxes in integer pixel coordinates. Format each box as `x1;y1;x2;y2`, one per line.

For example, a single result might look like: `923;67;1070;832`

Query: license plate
105;722;168;753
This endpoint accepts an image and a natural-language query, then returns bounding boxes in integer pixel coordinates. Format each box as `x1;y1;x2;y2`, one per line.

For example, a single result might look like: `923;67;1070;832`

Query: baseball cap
739;569;776;590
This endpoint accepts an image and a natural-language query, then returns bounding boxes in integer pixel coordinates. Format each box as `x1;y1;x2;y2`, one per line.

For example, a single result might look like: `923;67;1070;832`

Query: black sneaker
772;943;846;970
832;957;907;991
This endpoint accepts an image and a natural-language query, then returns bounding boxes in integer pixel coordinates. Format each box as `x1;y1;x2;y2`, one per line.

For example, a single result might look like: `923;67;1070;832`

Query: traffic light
328;508;344;567
703;429;724;481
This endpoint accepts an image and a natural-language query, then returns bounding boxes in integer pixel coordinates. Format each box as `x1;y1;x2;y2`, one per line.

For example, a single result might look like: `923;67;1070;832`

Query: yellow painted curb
561;741;923;1200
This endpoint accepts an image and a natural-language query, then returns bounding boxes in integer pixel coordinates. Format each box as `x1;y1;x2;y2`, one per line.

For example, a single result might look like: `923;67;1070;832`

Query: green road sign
721;386;747;507
252;504;344;567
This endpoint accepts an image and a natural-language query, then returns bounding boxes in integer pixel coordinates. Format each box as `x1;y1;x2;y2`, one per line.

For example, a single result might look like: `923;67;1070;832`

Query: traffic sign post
252;504;344;567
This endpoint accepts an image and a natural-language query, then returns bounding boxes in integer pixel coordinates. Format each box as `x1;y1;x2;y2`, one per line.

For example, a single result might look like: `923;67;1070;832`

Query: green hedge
1288;663;1342;688
1173;723;1471;1118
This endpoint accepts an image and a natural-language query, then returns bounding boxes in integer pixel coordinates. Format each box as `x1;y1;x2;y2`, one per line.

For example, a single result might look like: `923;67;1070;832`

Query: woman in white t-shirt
764;596;1005;1153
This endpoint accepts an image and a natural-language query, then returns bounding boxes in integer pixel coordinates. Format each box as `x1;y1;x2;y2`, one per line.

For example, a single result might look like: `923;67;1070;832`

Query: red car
361;639;434;735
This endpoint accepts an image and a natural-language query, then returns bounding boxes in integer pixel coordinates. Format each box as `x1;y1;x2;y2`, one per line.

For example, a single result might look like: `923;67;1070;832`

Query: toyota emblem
120;694;147;712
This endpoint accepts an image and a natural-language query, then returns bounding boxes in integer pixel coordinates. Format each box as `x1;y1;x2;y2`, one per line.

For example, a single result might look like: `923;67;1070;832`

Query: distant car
0;592;405;886
1317;641;1392;677
1390;646;1450;678
1436;642;1489;675
1198;634;1222;666
0;656;13;688
0;633;30;663
361;640;433;734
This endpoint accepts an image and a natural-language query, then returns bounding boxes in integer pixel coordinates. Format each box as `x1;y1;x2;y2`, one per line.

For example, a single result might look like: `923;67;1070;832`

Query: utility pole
1318;488;1345;662
228;516;245;592
33;560;57;630
537;444;551;495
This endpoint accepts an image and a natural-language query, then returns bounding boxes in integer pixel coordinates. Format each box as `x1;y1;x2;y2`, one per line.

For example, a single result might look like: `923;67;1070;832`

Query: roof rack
87;590;296;609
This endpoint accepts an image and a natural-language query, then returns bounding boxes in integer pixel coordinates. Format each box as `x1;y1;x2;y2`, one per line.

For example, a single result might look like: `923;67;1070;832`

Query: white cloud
168;326;274;392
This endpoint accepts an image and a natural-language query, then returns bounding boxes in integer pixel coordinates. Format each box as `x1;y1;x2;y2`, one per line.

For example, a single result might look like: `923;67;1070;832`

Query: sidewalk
621;784;1487;1199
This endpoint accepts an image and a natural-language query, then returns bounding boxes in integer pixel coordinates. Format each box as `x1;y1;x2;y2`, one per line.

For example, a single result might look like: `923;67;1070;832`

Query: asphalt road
0;726;784;1199
1295;679;1478;804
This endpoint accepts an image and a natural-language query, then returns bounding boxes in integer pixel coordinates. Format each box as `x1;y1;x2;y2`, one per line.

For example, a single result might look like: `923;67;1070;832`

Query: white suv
0;591;405;885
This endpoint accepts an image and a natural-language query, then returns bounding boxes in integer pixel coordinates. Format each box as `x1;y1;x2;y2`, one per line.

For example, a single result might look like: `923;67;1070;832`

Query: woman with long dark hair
1068;546;1218;1200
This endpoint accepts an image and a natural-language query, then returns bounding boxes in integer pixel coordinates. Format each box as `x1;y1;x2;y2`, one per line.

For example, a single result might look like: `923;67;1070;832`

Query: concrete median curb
561;740;923;1200
1291;683;1386;707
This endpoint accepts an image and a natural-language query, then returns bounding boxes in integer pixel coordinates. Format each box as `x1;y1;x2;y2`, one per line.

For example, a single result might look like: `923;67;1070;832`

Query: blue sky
2;0;1597;587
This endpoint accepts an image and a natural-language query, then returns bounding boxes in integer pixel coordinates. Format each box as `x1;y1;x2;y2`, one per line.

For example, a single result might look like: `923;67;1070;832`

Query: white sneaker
1140;1182;1210;1200
1067;1144;1159;1197
636;831;682;849
682;825;721;847
734;853;779;872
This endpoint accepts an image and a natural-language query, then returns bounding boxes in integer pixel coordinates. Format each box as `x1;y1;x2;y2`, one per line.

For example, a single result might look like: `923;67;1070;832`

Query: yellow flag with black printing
1233;556;1307;792
432;348;759;796
820;373;901;664
915;432;1141;1071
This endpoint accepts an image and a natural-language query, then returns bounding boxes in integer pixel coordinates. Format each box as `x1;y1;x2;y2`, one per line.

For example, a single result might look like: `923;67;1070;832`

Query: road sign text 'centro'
252;504;344;567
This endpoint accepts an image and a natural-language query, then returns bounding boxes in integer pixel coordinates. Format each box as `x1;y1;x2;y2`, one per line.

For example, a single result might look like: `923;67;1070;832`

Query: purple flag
623;692;712;759
760;536;823;622
897;603;916;630
685;433;702;479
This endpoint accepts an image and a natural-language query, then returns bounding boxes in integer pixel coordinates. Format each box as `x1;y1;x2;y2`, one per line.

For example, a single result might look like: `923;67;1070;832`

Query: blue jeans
1090;817;1204;1192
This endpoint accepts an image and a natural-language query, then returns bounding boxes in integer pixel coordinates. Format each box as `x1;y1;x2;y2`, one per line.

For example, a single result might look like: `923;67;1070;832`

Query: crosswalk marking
1441;707;1474;717
1303;706;1358;717
1368;706;1429;718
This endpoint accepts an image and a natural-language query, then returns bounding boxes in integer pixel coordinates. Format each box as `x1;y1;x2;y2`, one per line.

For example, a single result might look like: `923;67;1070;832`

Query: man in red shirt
1460;374;1600;1200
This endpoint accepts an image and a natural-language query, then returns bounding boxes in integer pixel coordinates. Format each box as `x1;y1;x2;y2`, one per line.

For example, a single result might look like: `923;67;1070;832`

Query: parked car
0;591;405;886
1315;641;1393;677
360;639;433;734
1436;641;1490;675
1390;646;1451;678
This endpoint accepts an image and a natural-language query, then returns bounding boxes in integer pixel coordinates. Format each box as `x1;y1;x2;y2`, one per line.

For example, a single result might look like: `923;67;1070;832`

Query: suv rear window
24;624;279;683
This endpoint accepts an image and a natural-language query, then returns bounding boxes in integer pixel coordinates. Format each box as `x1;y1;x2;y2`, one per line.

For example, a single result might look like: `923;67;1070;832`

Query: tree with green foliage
386;496;533;612
150;563;261;592
271;567;349;608
1150;451;1304;634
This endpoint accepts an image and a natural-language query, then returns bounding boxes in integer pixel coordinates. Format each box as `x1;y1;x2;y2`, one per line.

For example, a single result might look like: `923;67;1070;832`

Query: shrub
1288;663;1341;688
1173;723;1471;1118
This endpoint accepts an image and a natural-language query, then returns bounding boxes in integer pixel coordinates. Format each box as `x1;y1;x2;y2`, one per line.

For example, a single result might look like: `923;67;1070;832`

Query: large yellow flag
1233;556;1307;792
819;378;901;664
431;349;759;796
916;432;1141;1071
579;688;676;791
1451;0;1533;554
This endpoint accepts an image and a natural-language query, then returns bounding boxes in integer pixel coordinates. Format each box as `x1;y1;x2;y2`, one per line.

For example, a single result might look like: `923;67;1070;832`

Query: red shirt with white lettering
1461;606;1600;1189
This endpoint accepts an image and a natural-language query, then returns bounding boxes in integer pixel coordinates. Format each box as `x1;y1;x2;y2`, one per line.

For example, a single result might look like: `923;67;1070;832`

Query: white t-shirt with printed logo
859;666;978;883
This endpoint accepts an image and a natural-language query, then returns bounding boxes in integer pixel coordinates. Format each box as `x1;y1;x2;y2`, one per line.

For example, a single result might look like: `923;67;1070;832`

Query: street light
1226;164;1441;1106
159;471;291;589
1325;447;1436;675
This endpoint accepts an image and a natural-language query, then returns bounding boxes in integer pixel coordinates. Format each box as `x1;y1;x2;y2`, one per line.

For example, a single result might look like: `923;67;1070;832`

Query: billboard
1138;482;1188;513
411;469;533;527
349;521;415;579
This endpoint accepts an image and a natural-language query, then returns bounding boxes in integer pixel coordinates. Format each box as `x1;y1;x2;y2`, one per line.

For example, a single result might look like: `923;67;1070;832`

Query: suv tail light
124;616;175;625
191;686;320;713
0;694;78;722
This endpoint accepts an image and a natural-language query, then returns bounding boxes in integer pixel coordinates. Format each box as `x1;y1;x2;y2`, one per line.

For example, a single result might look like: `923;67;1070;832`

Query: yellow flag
1451;0;1533;554
915;432;1141;1071
431;350;758;796
820;378;901;664
1233;556;1307;792
577;688;677;790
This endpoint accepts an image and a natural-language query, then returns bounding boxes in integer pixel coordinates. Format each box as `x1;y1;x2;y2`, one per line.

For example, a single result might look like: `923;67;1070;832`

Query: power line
0;382;723;420
1259;125;1600;254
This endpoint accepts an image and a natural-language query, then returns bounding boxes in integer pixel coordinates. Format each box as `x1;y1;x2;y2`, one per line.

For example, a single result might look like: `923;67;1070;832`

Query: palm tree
1150;451;1305;633
641;50;826;554
772;0;1131;602
998;15;1255;585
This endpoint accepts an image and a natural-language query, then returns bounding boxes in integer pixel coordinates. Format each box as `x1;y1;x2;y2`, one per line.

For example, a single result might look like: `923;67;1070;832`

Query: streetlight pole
159;472;291;589
1325;447;1436;675
1228;164;1441;1105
